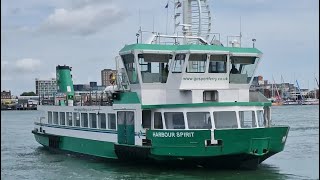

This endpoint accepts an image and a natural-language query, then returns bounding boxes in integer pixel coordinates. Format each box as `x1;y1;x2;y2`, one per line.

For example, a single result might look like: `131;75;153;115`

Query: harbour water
1;105;319;180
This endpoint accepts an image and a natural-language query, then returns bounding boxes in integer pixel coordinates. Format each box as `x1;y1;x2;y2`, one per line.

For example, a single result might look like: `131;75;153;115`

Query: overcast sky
1;0;319;95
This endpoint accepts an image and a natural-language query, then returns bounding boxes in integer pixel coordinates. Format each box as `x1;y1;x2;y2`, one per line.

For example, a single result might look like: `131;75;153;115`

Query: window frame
186;54;207;73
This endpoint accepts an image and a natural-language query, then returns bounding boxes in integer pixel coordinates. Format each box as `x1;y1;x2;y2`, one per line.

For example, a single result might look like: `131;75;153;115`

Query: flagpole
166;5;168;34
165;1;169;35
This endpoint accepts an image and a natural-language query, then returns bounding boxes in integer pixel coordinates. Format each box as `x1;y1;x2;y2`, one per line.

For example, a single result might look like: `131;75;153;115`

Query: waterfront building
1;90;11;99
73;84;90;91
90;81;97;87
101;69;117;87
35;78;57;97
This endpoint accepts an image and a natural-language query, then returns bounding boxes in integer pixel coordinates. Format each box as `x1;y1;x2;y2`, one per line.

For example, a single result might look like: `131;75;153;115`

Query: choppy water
1;105;319;180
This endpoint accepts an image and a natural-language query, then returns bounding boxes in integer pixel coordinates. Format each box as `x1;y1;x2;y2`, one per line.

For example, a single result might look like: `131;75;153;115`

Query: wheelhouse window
89;113;97;128
154;112;163;129
98;113;106;129
108;113;116;129
81;113;88;127
203;91;218;102
122;54;139;84
172;54;186;73
209;55;227;73
214;111;238;129
48;111;52;124
73;112;80;127
138;54;172;83
59;112;66;125
186;54;207;73
53;112;58;124
187;112;212;129
164;112;185;129
229;56;259;84
239;111;257;128
67;112;73;126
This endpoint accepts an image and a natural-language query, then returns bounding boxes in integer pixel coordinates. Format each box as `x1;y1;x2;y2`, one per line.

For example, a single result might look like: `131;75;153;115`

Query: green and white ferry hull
32;96;289;169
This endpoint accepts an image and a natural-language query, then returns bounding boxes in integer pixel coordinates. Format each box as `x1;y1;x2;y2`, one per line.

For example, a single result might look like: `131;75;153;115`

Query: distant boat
272;101;283;106
271;76;283;106
301;77;319;105
283;100;300;105
302;98;319;105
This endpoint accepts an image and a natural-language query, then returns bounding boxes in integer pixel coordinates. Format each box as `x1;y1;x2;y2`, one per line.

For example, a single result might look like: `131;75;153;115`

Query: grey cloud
38;1;127;36
14;58;41;72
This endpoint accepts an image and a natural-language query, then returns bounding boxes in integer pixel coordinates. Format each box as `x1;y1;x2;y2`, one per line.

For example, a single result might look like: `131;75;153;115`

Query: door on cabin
117;111;135;145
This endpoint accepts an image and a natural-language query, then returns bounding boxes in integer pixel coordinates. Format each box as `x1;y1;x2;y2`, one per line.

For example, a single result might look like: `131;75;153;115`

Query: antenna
137;9;141;44
240;16;242;47
166;0;169;34
152;15;155;33
138;9;141;28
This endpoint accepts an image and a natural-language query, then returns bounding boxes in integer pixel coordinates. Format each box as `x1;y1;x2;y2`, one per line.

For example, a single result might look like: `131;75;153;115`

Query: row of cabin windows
172;54;228;73
47;111;116;130
143;110;266;130
122;53;257;85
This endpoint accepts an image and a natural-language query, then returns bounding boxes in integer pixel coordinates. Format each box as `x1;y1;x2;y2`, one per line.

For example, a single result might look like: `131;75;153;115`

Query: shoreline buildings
101;69;117;87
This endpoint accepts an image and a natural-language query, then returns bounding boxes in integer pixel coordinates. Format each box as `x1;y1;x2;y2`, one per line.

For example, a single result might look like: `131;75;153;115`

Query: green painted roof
141;101;271;109
119;44;262;54
113;92;140;104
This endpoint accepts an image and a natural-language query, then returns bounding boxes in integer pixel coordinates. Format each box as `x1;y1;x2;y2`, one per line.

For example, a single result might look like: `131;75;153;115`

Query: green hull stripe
142;101;271;109
34;133;118;159
214;127;289;155
33;126;289;162
34;133;49;146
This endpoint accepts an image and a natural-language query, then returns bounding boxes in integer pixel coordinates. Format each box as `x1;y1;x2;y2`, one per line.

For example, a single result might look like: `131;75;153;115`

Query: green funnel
56;65;74;106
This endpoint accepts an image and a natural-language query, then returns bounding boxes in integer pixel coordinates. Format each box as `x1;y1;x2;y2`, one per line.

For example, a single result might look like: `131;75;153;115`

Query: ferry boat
32;0;289;169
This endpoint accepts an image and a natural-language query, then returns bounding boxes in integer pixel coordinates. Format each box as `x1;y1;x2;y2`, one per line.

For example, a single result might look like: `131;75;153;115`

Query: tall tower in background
101;69;117;87
35;78;57;97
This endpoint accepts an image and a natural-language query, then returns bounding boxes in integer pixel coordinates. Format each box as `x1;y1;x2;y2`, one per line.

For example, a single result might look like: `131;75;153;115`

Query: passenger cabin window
48;111;52;124
154;112;163;129
229;56;259;84
142;110;151;129
60;112;66;125
81;113;88;127
203;91;218;102
53;112;58;124
67;112;73;126
214;111;238;129
122;54;139;84
108;113;116;129
239;111;257;128
138;54;172;83
187;54;207;73
89;113;97;128
164;112;185;129
73;112;80;127
209;55;227;73
187;112;212;129
98;113;106;129
172;54;186;73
